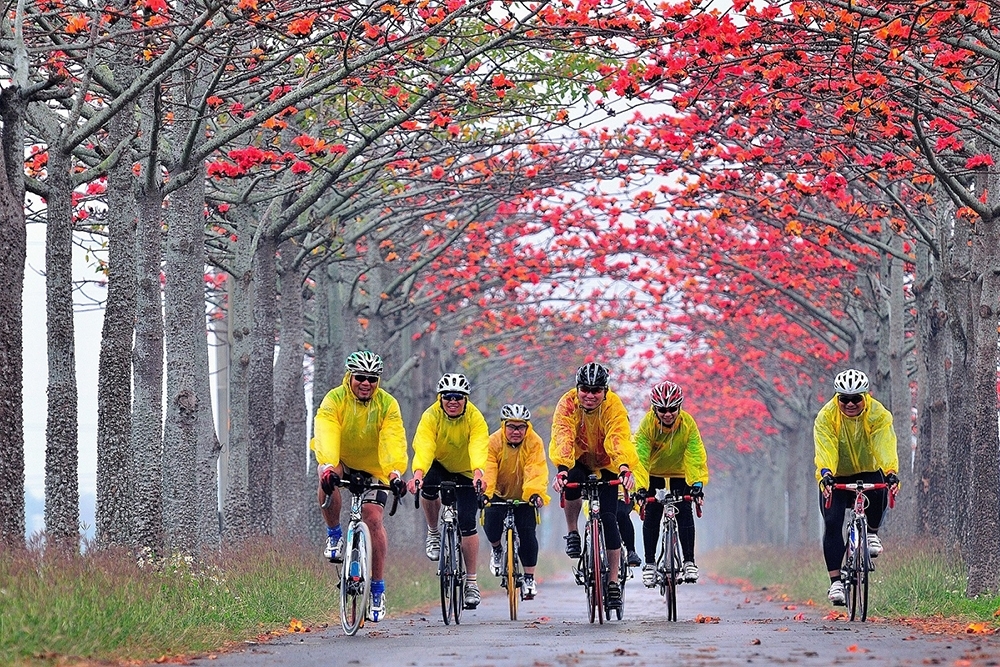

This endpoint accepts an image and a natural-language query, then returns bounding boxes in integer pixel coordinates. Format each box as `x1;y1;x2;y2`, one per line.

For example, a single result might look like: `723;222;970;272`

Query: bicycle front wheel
582;525;597;623
591;517;605;625
506;527;518;620
850;521;870;621
340;522;372;636
439;523;455;625
452;527;465;625
662;524;680;622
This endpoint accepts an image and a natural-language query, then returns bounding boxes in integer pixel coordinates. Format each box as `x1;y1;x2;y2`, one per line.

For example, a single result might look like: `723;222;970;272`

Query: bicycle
483;498;538;620
562;475;624;624
643;488;702;622
826;480;895;622
321;472;400;636
414;479;481;625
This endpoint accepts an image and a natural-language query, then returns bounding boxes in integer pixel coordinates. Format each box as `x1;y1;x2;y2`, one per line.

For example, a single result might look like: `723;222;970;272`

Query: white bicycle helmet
437;373;471;395
500;403;531;421
345;350;383;376
834;368;869;394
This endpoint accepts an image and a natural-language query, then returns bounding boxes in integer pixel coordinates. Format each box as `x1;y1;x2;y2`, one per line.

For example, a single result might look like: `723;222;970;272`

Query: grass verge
0;538;438;666
702;542;1000;625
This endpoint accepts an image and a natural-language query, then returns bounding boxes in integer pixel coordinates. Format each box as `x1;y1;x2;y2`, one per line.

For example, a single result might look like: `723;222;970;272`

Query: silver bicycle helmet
436;373;471;395
500;403;531;421
834;368;869;394
345;350;383;376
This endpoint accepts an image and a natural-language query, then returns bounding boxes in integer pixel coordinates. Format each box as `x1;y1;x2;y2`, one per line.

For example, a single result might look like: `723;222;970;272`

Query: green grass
0;538;438;666
702;543;1000;623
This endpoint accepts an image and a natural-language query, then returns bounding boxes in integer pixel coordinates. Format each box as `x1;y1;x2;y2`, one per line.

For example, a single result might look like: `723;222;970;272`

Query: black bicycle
415;479;481;625
643;489;701;621
321;472;400;635
563;475;625;623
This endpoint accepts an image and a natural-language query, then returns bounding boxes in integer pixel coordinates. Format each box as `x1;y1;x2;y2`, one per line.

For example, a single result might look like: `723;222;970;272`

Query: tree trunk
95;102;139;548
272;246;309;539
964;170;1000;595
913;231;951;540
248;233;276;536
43;148;79;551
886;237;915;537
0;89;27;548
131;150;165;554
163;168;220;554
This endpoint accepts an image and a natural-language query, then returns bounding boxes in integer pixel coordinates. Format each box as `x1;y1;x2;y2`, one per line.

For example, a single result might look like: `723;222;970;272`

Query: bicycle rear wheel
340;523;372;636
439;523;455;625
505;527;518;620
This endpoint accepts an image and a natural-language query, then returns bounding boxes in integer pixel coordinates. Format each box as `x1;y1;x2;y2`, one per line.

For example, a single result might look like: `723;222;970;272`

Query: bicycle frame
563;475;623;624
323;472;399;636
827;480;893;622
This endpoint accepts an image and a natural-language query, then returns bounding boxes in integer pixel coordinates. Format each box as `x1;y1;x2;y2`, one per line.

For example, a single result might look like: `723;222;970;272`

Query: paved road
203;569;1000;667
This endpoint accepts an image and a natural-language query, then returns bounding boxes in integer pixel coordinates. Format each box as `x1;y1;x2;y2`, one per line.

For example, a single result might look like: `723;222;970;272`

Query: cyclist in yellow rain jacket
483;404;550;600
814;368;899;607
310;350;408;623
407;373;490;609
550;362;639;609
634;380;709;587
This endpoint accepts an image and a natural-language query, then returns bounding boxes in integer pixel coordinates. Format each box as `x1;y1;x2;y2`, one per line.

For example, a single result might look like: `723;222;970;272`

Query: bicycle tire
340;522;372;636
845;520;861;621
614;546;626;620
506;526;518;620
592;516;605;625
439;522;455;625
854;520;870;621
664;523;680;621
583;523;597;623
452;524;465;624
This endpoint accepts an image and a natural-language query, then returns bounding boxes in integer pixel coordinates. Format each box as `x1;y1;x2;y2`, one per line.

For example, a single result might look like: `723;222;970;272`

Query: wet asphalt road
199;568;1000;667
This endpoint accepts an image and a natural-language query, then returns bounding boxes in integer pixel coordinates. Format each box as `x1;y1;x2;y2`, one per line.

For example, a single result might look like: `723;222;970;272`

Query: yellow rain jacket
484;423;551;505
310;373;408;482
548;388;639;475
814;394;898;481
411;398;489;477
634;409;709;489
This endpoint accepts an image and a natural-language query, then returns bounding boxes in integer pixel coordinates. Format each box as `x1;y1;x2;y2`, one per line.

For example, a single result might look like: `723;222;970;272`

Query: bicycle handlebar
411;479;485;510
323;473;401;516
823;481;896;510
560;477;628;507
637;492;703;520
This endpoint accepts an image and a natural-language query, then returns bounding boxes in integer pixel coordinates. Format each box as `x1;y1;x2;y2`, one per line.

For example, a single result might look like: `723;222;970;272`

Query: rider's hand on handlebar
885;471;899;490
472;469;485;494
407;472;423;496
553;470;568;493
820;470;835;498
690;482;704;500
320;466;340;495
390;476;407;499
529;493;543;509
618;465;635;492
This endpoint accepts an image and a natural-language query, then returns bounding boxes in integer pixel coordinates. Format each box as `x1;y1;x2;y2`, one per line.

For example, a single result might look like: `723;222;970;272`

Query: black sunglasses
578;385;605;395
654;405;680;414
506;423;528;431
353;374;379;384
441;392;467;402
838;393;864;405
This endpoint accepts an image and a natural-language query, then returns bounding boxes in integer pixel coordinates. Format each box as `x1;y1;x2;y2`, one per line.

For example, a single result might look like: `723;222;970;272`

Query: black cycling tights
642;476;695;564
